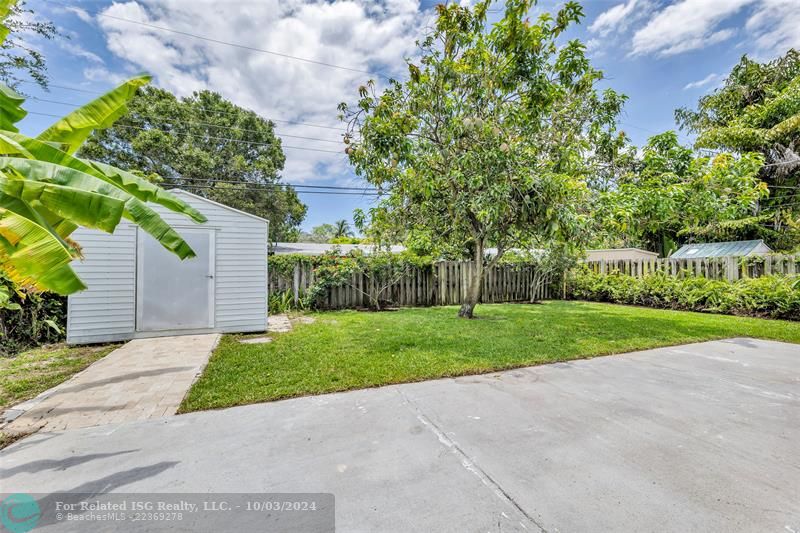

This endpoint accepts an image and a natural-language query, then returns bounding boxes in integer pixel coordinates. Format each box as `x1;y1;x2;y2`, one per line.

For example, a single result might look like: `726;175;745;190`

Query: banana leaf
0;0;17;51
0;84;26;132
0;131;206;223
0;207;85;294
0;173;125;233
0;157;197;258
37;75;152;154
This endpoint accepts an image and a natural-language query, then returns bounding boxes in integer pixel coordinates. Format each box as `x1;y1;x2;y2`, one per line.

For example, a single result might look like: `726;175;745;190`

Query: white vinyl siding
67;224;137;344
67;190;268;344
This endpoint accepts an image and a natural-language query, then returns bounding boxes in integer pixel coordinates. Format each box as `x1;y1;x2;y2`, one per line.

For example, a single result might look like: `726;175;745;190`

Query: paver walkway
3;334;219;434
267;313;292;332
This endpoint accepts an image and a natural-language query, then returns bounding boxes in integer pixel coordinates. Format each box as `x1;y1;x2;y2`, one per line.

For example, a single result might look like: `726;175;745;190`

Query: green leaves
0;84;26;132
0;0;17;45
0;207;85;293
0;172;125;233
38;74;152;154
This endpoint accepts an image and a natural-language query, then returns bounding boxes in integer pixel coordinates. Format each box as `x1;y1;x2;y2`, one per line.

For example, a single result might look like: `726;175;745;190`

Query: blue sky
19;0;799;232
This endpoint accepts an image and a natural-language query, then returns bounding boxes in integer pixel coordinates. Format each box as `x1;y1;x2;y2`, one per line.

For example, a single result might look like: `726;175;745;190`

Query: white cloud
65;6;93;24
683;72;720;90
745;0;800;58
631;0;755;57
589;0;641;37
59;41;104;64
83;66;127;85
95;0;430;182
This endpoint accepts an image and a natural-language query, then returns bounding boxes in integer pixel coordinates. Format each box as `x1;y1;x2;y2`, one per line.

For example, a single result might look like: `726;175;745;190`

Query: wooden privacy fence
269;261;553;309
585;254;800;281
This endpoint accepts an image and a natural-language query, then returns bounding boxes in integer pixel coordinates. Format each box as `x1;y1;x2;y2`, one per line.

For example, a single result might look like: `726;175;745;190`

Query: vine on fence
270;249;435;310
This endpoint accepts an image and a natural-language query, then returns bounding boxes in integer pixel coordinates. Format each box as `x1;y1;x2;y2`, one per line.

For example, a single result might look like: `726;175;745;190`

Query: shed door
136;228;215;332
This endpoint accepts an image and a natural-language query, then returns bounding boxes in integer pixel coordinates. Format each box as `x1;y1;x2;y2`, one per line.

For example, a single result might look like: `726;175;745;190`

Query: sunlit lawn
181;301;800;412
0;343;116;410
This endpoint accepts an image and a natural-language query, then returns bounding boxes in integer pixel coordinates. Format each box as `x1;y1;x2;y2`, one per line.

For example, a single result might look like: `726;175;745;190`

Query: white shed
67;190;268;345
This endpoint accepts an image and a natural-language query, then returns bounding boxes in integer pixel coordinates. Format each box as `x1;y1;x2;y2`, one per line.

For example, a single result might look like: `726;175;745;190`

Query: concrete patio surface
2;338;798;532
3;334;219;434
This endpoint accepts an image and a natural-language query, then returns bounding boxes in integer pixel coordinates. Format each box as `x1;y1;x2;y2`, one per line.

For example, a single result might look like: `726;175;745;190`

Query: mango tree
340;0;624;318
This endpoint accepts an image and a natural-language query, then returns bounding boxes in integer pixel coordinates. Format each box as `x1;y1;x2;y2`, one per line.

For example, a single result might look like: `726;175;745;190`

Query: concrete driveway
2;338;798;532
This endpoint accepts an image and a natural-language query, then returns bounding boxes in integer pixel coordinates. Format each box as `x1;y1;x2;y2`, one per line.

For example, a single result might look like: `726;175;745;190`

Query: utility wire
25;111;345;154
46;0;389;79
24;90;348;132
29;98;345;144
183;184;381;196
176;177;377;192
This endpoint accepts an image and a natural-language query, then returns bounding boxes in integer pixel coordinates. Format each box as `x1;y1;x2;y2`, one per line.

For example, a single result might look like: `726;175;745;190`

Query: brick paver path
4;334;219;434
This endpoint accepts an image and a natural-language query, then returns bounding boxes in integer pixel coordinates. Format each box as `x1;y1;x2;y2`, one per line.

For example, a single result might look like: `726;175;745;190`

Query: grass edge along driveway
0;343;116;411
181;301;800;412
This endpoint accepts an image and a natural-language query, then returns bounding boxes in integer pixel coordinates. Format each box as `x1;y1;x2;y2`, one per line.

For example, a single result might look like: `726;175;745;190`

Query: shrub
268;289;306;315
568;267;800;320
0;275;66;356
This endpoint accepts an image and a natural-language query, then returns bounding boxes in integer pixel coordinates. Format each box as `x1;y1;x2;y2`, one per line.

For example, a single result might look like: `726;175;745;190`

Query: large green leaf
37;75;152;154
0;173;125;233
0;188;72;249
0;84;26;132
0;207;84;294
0;157;198;258
0;131;206;223
0;0;17;46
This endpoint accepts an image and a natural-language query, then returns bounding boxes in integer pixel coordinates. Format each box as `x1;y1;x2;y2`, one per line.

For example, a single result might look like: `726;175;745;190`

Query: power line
25;111;345;154
29;97;345;144
24;89;348;132
176;177;377;192
182;184;380;196
46;0;389;79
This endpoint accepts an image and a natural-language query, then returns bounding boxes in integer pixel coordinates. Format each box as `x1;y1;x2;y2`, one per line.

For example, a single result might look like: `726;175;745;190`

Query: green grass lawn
0;343;116;411
180;301;800;412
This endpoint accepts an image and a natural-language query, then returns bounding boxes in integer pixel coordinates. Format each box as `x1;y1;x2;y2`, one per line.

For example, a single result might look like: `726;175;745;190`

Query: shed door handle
206;275;214;279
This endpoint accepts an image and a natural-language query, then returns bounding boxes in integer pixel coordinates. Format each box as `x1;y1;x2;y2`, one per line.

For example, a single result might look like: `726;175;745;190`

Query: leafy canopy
0;0;58;90
676;49;799;248
340;0;625;316
596;132;768;255
80;87;307;241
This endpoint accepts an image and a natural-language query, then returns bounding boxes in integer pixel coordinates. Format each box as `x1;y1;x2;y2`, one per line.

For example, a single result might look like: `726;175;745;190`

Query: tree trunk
458;241;485;318
530;270;544;303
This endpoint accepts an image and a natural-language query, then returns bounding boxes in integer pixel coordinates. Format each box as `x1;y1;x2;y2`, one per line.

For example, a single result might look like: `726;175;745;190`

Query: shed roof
169;189;269;223
670;240;771;259
586;248;659;258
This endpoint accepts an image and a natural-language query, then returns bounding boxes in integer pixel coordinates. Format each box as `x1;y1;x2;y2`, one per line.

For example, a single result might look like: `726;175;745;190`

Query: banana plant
0;1;206;294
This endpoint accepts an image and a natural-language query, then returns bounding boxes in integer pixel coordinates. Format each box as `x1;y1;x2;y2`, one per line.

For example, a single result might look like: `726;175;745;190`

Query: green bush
568;267;800;320
268;289;306;315
0;275;66;356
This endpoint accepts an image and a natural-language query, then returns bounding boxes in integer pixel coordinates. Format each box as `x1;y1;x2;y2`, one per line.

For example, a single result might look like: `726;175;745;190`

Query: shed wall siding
67;190;268;344
67;224;137;344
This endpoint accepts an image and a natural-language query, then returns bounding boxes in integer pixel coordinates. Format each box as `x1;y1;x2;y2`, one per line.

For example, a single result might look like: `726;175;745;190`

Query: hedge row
568;268;800;320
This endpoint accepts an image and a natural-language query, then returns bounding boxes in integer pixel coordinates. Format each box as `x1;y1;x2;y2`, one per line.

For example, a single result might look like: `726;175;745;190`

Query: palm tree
334;219;352;238
0;70;205;298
